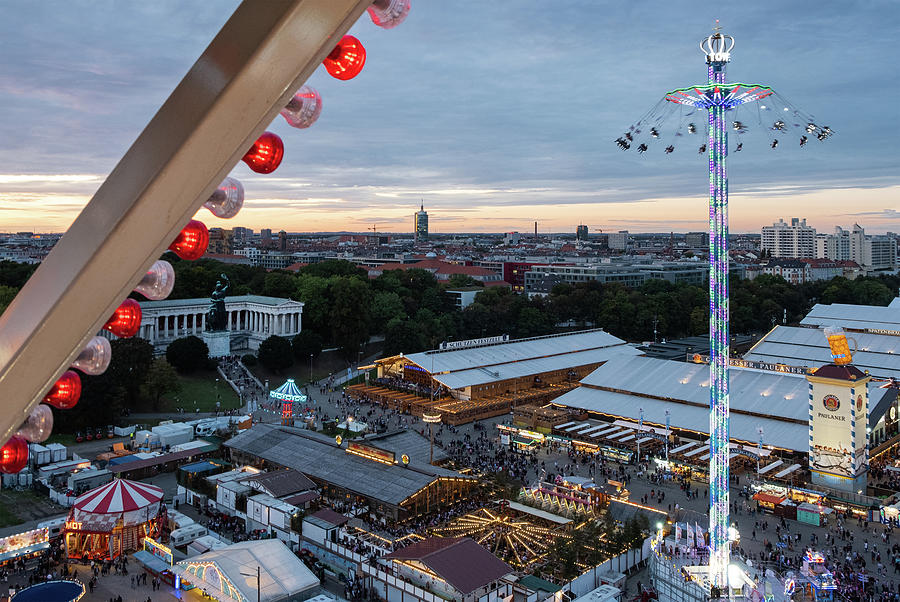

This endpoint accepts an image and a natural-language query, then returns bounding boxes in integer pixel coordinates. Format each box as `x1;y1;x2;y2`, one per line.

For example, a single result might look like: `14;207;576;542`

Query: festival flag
686;523;694;546
675;523;682;544
695;522;703;547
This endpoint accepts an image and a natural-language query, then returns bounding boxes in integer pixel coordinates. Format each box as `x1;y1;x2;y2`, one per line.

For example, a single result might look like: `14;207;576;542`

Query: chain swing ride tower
619;25;831;590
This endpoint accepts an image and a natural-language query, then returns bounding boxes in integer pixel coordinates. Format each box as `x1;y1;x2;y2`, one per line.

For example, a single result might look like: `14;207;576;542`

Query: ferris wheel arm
0;0;375;446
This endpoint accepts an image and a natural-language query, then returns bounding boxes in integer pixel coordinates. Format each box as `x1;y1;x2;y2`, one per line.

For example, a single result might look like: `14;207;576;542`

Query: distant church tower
414;202;429;242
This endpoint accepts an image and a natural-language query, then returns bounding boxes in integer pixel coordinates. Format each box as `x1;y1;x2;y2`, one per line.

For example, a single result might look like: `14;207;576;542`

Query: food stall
752;491;787;514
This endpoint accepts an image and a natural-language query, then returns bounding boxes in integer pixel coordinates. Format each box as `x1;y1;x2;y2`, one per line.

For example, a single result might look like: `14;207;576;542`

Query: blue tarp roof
179;460;225;474
107;454;141;466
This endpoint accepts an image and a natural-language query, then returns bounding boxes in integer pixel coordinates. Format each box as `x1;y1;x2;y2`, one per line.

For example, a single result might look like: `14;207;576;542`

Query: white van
170;524;208;547
193;421;217;438
37;515;69;541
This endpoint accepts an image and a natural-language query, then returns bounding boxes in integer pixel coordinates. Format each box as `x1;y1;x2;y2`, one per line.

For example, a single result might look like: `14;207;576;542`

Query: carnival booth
269;379;307;426
63;479;166;561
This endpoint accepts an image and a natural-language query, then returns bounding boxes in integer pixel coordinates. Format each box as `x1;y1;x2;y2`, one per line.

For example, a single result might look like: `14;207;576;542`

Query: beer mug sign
824;326;857;365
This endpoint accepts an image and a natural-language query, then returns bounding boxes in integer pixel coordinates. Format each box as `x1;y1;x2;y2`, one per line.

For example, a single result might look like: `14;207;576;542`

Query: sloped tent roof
225;425;474;507
269;379;307;403
384;537;513;595
74;479;163;514
743;325;900;377
175;539;318;602
402;329;639;390
553;355;811;452
801;300;900;332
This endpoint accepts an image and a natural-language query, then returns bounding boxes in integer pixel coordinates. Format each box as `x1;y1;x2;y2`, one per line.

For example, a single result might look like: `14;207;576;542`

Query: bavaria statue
206;274;230;331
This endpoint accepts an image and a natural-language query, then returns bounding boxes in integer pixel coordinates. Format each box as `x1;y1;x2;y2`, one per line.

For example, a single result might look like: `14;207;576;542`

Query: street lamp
637;407;644;465
240;566;261;602
665;409;670;465
423;413;442;465
309;353;314;384
656;522;664;551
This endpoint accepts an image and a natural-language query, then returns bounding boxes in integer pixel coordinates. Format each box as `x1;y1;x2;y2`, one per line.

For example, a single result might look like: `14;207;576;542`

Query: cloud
842;209;900;221
0;2;897;233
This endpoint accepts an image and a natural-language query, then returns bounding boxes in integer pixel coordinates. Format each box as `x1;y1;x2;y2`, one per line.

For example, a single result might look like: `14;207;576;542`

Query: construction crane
368;224;378;246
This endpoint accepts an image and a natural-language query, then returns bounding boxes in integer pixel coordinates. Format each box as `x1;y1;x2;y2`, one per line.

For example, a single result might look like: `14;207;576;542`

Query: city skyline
1;2;898;234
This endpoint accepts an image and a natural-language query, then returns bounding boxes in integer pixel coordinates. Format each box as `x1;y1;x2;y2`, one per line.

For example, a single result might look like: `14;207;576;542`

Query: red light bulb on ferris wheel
0;436;28;474
367;0;411;29
280;86;322;129
168;220;209;261
204;177;244;219
241;132;284;174
103;298;142;338
323;36;366;80
42;370;82;409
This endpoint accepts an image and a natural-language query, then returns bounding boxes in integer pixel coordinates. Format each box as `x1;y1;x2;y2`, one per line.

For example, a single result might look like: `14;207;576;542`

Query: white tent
175;539;318;602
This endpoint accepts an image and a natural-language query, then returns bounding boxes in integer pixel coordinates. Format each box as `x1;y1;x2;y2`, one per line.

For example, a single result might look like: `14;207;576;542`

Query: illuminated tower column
705;36;731;589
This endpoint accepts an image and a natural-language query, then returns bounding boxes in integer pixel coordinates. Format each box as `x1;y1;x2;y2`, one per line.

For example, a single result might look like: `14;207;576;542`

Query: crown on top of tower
700;20;734;64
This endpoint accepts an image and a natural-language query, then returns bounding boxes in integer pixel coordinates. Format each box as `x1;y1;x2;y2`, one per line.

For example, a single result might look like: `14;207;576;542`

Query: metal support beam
0;0;373;443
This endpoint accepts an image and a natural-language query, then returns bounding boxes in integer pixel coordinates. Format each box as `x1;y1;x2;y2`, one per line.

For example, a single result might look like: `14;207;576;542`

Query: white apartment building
760;218;815;258
816;224;897;272
608;231;629;250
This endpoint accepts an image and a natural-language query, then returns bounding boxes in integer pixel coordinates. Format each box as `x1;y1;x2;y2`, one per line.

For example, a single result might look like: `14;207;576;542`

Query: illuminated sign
0;528;49;556
65;521;83;531
823;395;840;412
866;328;900;336
439;334;509;351
143;537;173;566
347;442;395;465
691;355;810;375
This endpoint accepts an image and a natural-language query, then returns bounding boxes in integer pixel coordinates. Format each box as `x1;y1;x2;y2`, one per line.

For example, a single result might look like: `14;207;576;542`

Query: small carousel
269;378;308;426
63;479;166;561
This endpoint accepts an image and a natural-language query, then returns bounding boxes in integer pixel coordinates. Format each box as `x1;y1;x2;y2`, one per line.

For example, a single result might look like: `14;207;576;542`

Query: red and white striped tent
74;479;163;515
65;479;166;561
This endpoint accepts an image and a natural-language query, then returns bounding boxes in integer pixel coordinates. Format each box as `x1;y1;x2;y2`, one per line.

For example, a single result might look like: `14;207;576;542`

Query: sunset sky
0;1;898;235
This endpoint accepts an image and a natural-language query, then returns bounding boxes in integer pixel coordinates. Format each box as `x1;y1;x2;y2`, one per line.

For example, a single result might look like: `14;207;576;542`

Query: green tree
0;260;38;288
258;335;294;372
166;336;210;373
295;275;331;341
107;337;155;404
370;291;406;327
292;330;323;359
447;274;481;288
262;271;297;298
383;318;426;356
328;278;373;359
689;305;708;335
61;379;126;432
0;284;18;316
301;260;366;279
145;358;182;411
516;306;553;338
